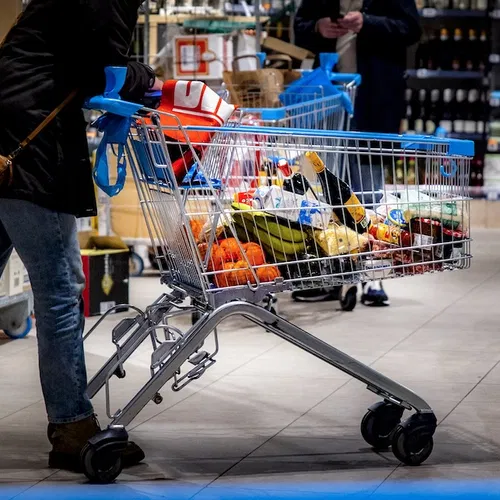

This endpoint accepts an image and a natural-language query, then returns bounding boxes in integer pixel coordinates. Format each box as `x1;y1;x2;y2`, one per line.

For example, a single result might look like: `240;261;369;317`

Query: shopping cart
81;68;473;483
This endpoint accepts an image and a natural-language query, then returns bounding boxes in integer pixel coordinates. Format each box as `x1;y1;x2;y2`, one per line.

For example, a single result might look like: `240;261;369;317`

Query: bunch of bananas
231;202;308;263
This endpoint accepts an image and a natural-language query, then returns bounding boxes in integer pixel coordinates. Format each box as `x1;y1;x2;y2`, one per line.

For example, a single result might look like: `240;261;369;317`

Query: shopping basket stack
80;66;473;483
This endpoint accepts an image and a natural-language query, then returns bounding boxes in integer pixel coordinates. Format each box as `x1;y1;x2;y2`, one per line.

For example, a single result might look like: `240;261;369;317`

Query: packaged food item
385;208;407;228
314;223;369;257
441;226;467;260
252;185;332;230
303;151;370;233
403;200;464;229
234;190;256;205
369;223;412;247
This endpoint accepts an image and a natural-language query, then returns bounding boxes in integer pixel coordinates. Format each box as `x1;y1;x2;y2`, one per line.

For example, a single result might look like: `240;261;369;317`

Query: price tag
421;8;437;17
490;54;500;64
490;98;500;107
487;138;499;152
492;9;500;19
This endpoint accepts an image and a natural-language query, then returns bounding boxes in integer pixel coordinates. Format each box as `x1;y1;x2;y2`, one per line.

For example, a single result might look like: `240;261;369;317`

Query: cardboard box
0;251;25;297
80;235;130;317
261;37;314;61
173;34;233;80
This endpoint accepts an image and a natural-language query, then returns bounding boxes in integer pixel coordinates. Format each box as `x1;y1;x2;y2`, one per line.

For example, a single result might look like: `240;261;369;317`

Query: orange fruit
219;238;243;262
256;265;281;283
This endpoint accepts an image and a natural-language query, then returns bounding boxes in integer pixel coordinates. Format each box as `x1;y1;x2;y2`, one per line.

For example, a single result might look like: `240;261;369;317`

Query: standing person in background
0;0;162;473
293;0;421;306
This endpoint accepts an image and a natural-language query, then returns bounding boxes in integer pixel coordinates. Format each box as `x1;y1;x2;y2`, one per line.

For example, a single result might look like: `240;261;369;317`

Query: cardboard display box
80;235;130;317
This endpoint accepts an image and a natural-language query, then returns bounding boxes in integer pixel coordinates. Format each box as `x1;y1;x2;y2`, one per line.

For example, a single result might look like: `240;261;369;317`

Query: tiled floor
0;229;499;498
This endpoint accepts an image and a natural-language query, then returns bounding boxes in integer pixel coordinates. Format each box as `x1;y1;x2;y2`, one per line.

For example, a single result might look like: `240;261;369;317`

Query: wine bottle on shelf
475;0;487;9
479;30;488;71
465;29;477;71
476;91;486;134
304;152;370;233
453;89;466;134
414;89;427;133
426;89;441;134
438;28;451;71
439;89;454;133
401;88;413;133
452;28;464;71
415;35;428;70
426;31;438;70
452;0;468;8
464;89;479;134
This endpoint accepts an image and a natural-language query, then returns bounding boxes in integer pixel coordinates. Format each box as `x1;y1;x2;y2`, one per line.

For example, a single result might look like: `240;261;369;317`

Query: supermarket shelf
420;8;488;18
448;132;485;141
406;69;483;79
470;186;500;200
0;292;31;310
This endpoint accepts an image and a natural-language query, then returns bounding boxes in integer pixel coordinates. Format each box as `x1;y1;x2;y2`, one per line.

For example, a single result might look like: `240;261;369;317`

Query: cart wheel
360;401;404;450
129;252;144;277
340;286;357;312
391;413;436;466
81;442;123;484
4;316;32;339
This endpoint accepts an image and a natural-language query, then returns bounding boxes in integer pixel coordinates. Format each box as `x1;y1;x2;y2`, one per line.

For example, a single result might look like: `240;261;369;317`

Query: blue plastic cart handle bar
84;66;474;157
180;125;474;157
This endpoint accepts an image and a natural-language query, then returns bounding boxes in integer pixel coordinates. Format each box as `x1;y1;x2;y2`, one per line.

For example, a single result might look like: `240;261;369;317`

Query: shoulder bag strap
8;90;79;161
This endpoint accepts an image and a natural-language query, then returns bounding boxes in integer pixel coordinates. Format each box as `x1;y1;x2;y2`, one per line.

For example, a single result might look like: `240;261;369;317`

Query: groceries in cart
182;144;469;290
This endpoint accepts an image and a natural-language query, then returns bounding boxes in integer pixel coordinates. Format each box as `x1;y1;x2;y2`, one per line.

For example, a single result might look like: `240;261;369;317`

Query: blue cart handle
328;72;362;86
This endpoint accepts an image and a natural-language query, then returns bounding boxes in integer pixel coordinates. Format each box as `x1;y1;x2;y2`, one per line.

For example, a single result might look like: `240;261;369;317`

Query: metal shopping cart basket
222;53;359;131
81;68;473;483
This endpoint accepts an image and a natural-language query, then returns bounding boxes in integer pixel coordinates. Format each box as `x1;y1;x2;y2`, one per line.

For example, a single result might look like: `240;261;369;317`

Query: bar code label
100;301;116;315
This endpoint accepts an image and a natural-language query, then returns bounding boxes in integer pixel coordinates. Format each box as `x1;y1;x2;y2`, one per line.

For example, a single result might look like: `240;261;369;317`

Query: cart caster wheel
129;252;144;277
391;413;436;466
81;427;128;484
361;401;404;449
153;392;163;405
340;286;357;312
4;316;32;339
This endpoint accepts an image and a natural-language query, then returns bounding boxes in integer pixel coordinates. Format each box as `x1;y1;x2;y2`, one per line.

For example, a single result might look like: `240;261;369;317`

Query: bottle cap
304;152;325;173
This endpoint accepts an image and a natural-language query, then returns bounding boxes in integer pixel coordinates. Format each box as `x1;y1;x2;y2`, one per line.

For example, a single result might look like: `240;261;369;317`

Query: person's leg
0;198;93;424
0;198;145;471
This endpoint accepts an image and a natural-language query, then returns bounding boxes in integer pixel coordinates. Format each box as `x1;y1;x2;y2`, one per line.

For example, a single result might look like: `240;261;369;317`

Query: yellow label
304;151;325;173
345;193;368;226
101;274;113;296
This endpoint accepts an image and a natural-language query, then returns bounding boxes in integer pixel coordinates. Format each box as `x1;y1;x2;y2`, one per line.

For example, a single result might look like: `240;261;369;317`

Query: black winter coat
0;0;155;217
294;0;421;133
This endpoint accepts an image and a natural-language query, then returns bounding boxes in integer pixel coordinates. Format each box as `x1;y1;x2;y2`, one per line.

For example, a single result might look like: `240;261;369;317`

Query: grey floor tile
133;375;347;433
370;349;498;385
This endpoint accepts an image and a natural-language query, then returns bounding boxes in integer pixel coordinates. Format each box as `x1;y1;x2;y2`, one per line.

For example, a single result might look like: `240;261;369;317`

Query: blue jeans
0;199;93;424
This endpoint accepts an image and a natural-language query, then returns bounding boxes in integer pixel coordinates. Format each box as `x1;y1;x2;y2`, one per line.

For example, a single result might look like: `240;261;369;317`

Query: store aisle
0;229;499;498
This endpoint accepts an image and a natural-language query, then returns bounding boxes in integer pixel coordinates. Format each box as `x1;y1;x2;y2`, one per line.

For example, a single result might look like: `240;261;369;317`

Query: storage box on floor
79;234;130;317
0;250;26;297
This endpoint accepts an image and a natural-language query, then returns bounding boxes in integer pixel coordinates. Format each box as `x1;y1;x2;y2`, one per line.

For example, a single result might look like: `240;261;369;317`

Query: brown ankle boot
48;415;145;472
